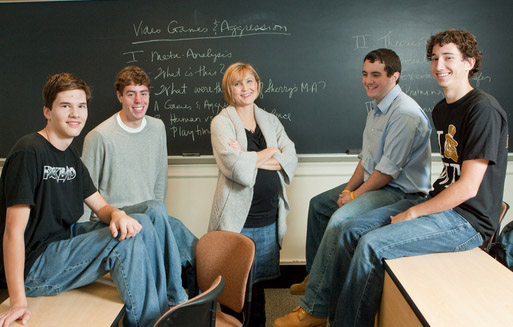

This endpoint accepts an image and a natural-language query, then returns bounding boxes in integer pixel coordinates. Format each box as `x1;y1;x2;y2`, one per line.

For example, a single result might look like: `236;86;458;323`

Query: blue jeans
121;200;199;295
241;222;280;284
301;185;417;317
329;198;483;326
25;214;185;327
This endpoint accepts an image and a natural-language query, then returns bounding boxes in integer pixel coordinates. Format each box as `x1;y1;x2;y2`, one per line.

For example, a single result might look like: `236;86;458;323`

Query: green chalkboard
1;0;511;156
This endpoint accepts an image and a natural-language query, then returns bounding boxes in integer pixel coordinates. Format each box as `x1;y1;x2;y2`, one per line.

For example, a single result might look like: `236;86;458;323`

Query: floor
264;288;303;327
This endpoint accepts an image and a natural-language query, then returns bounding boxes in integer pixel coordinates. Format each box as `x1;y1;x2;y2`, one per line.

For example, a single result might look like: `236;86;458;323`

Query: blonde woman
209;62;297;326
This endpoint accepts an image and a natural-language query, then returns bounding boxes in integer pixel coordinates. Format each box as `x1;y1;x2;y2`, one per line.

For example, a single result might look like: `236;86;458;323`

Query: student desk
0;277;124;327
378;248;513;326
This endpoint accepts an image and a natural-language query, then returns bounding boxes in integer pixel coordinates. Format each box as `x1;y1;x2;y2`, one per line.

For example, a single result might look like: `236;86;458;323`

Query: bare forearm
339;162;392;206
404;181;477;219
392;159;488;223
3;232;27;306
255;148;280;169
259;158;282;171
344;161;365;191
95;204;123;225
353;170;393;198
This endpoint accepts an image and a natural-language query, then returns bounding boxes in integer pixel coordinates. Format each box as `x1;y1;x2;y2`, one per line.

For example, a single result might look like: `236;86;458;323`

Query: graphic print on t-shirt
444;124;459;162
42;165;77;183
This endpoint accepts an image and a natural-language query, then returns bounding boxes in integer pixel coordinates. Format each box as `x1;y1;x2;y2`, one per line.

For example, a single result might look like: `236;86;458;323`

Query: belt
414;192;427;198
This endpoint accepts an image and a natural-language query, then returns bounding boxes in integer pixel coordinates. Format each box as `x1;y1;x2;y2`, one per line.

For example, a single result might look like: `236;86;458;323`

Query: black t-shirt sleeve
460;103;503;165
79;159;97;200
3;149;39;207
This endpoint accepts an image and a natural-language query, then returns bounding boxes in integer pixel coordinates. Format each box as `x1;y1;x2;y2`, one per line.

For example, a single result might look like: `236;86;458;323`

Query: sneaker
290;275;309;295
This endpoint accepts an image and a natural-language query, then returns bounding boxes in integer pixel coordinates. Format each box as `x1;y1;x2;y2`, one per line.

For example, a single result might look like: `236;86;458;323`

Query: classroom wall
0;155;510;262
165;155;513;264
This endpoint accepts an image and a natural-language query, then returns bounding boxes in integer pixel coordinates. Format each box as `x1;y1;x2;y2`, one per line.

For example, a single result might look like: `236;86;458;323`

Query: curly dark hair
426;29;482;78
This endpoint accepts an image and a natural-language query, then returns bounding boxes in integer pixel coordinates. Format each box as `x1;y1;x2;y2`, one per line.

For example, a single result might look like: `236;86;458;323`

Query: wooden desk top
0;277;124;327
385;248;513;326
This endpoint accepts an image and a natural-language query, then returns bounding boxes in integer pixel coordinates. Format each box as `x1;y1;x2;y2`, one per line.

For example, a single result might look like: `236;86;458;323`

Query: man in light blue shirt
274;49;431;327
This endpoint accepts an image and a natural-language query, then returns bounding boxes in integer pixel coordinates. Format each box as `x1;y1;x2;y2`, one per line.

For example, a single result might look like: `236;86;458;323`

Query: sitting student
81;66;198;293
0;73;188;327
289;48;432;297
328;29;507;327
275;48;431;327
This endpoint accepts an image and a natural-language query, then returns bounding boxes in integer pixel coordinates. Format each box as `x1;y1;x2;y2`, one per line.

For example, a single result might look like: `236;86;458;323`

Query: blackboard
1;0;512;157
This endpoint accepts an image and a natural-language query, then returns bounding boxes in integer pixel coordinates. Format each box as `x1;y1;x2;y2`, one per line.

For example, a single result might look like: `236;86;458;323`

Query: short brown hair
426;29;482;78
43;73;91;109
114;66;151;94
364;49;402;84
222;62;261;106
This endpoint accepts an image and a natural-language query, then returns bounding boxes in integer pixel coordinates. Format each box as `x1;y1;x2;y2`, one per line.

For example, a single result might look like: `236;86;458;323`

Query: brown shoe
273;306;327;327
290;275;309;295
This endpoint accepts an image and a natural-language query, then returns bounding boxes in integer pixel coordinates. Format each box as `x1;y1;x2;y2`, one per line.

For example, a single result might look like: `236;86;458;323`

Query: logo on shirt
443;124;459;162
435;125;461;189
43;165;77;183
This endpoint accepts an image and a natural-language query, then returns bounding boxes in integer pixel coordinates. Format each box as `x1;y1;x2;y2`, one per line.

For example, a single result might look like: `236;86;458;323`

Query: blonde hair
222;62;261;106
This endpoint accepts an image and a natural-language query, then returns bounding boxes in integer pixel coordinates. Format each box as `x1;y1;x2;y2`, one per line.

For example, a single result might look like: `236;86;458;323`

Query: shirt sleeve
153;120;168;203
270;115;297;185
80;130;105;220
2;150;38;208
374;113;423;179
460;103;503;164
210;115;258;187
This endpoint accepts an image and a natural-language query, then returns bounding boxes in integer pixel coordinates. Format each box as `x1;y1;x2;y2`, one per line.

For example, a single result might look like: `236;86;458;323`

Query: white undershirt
116;113;147;133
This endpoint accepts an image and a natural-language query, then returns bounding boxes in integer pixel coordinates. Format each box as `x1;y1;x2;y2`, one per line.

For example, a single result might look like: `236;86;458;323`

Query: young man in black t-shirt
0;73;186;327
309;30;509;327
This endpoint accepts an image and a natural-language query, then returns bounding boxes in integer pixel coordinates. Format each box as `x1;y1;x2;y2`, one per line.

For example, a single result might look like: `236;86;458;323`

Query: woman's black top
244;126;281;228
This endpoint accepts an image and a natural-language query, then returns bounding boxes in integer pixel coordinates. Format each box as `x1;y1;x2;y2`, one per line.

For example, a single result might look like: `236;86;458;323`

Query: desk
0;277;124;327
379;248;513;326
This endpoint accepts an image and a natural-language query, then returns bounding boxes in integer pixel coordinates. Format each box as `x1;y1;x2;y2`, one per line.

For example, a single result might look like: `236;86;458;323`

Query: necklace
43;128;51;142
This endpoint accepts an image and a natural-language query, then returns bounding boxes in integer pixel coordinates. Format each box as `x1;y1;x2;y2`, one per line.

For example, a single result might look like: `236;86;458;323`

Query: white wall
166;155;513;264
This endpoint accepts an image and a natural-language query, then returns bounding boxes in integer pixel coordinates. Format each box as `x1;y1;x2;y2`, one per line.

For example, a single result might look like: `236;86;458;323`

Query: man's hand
0;304;31;327
109;210;143;241
338;191;355;207
390;208;417;224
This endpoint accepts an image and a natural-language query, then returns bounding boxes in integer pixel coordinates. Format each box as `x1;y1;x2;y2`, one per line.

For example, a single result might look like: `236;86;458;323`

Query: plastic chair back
196;231;255;323
153;275;225;327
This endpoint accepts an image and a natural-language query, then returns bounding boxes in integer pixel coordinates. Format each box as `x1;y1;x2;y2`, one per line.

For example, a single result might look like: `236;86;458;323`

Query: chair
196;230;256;327
154;275;225;327
482;201;510;250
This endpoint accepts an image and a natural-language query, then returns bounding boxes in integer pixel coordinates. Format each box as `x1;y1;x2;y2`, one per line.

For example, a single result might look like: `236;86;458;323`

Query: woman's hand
228;138;243;151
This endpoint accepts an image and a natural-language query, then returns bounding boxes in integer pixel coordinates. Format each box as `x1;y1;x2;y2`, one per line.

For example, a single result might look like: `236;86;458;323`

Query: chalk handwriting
170;125;210;141
131;18;290;44
167;20;208;34
133;20;162;36
213;19;289;37
186;48;232;63
271;108;292;122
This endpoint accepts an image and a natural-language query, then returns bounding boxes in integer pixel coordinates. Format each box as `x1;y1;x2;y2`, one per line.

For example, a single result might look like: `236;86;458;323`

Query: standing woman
209;62;297;326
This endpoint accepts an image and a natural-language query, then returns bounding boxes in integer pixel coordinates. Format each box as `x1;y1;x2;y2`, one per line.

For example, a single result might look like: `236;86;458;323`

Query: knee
309;193;330;215
140;200;167;215
327;210;351;230
337;220;366;249
130;214;155;231
354;232;383;259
